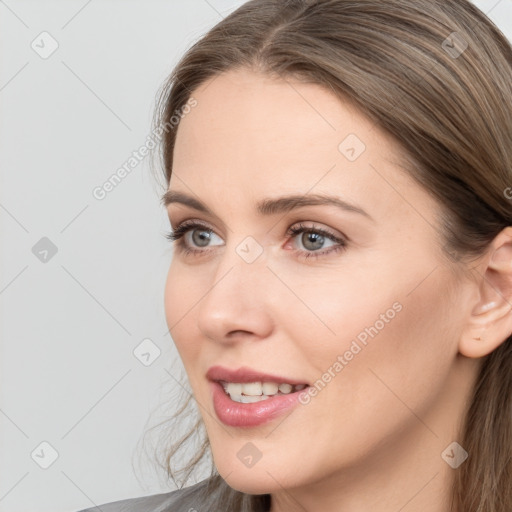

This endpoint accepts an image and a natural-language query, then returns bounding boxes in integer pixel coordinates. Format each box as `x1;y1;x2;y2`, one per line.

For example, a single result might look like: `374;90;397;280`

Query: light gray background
1;1;511;511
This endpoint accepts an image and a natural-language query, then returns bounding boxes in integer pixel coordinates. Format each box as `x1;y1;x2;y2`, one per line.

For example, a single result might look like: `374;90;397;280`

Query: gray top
75;478;212;512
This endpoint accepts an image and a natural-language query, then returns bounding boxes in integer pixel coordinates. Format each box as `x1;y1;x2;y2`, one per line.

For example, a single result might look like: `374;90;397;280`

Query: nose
196;245;275;345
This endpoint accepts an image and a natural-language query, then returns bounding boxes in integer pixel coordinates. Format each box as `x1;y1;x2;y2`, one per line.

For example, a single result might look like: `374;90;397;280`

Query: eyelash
164;220;347;260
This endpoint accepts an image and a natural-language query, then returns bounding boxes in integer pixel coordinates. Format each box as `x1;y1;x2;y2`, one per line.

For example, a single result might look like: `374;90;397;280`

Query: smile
220;381;308;403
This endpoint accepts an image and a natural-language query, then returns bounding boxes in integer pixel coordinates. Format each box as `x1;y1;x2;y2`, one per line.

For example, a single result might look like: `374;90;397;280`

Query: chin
218;469;285;495
212;451;304;495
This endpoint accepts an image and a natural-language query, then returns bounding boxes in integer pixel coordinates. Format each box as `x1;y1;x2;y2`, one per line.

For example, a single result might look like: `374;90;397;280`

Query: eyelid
168;217;346;240
167;219;224;243
166;218;348;260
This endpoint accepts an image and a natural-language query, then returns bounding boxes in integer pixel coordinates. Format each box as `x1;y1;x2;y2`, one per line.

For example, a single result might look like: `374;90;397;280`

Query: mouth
207;366;311;427
218;380;309;403
206;365;310;404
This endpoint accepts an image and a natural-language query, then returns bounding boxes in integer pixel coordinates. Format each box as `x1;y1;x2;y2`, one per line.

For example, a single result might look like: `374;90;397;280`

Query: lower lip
210;381;309;427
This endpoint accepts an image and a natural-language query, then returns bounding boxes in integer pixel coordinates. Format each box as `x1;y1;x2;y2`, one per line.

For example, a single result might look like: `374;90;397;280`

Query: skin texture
163;68;512;512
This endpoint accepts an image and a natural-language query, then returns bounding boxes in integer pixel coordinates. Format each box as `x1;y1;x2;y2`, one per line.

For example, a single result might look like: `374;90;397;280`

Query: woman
78;0;512;510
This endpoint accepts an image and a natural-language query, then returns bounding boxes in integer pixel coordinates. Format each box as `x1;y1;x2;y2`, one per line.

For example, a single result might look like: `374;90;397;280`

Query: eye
164;220;223;256
164;220;347;260
284;222;347;260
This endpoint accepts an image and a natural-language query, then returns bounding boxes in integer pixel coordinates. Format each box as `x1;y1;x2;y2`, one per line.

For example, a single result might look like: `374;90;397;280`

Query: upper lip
206;365;309;386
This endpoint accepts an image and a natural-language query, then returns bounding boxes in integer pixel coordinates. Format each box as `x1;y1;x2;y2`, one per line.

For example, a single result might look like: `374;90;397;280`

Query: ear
459;226;512;358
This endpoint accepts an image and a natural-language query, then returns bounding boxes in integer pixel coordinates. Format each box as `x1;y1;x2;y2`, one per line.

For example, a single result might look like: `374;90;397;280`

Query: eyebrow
161;190;373;221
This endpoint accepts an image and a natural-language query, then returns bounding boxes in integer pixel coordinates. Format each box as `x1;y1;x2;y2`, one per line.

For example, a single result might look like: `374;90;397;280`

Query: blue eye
164;220;347;260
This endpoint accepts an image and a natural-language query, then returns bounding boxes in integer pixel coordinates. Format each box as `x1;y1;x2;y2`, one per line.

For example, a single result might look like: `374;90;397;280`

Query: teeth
241;382;262;396
221;381;307;403
235;394;271;403
262;382;279;395
227;383;242;395
278;383;293;394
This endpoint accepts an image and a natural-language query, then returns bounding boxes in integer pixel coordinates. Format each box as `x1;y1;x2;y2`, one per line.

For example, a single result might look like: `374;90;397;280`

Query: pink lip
207;365;309;427
206;365;309;386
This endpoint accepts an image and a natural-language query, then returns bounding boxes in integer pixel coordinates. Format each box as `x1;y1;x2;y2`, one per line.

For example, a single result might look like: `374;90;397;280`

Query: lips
207;365;310;427
206;365;309;386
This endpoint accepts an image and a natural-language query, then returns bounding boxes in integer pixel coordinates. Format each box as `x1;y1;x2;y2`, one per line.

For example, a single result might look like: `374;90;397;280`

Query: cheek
309;266;461;435
283;259;461;421
257;269;461;483
270;264;405;373
163;264;179;333
164;262;202;363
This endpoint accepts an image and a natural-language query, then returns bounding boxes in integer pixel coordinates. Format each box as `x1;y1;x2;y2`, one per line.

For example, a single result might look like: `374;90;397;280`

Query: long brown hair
151;1;512;510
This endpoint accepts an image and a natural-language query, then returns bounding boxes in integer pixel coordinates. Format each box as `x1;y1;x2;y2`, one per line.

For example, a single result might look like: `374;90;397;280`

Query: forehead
173;68;376;162
169;68;437;225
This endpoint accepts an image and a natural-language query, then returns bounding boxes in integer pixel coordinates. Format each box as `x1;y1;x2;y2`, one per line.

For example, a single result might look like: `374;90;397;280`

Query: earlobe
459;227;512;359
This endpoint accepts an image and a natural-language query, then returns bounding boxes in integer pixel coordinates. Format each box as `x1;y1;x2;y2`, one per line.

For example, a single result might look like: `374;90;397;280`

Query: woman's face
163;68;478;496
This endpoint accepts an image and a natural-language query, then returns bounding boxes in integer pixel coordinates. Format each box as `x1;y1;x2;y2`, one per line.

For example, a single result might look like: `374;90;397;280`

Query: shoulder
74;478;214;512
